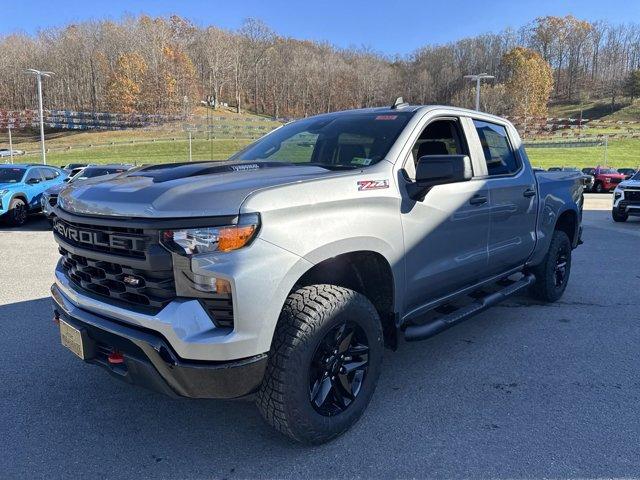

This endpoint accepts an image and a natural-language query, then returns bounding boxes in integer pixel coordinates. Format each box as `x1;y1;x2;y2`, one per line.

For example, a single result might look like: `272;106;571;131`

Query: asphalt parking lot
1;193;639;479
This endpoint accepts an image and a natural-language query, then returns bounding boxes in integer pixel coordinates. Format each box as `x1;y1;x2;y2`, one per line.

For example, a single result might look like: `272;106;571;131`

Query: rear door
469;119;537;275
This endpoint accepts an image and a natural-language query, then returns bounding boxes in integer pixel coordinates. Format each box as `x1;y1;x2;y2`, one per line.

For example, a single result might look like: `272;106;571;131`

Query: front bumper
613;190;640;216
52;283;268;399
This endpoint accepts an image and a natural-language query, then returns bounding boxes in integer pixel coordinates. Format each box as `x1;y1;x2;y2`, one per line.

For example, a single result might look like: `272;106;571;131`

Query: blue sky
3;0;639;54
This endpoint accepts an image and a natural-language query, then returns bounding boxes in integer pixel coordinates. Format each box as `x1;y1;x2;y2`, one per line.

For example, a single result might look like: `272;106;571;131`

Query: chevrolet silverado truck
50;102;583;444
612;170;640;222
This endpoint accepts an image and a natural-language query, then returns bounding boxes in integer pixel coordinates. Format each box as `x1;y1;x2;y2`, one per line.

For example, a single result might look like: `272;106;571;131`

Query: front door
400;117;490;312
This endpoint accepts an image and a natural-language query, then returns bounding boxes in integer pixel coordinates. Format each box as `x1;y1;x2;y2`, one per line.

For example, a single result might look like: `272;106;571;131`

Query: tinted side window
473;120;519;176
42;168;59;180
411;119;468;165
24;168;43;182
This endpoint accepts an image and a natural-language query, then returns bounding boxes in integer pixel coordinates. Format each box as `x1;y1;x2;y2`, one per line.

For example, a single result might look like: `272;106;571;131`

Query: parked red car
582;166;626;193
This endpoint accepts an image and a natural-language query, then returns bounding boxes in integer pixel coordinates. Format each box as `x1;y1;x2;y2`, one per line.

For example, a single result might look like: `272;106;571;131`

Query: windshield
632;171;640;181
230;112;414;168
74;167;126;181
599;168;618;174
0;168;26;183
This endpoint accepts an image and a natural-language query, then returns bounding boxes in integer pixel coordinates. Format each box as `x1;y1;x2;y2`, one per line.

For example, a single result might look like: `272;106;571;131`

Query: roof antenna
391;97;408;109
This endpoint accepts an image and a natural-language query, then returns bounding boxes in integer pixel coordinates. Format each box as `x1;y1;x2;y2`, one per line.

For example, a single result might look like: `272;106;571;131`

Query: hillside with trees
0;14;639;119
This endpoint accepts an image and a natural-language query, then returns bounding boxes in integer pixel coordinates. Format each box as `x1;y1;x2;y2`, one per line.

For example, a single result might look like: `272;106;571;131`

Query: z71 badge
357;179;389;191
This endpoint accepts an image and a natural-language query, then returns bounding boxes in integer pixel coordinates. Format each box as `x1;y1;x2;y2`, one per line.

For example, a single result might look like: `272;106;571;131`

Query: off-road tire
529;230;572;302
6;197;27;227
256;284;384;444
612;209;628;222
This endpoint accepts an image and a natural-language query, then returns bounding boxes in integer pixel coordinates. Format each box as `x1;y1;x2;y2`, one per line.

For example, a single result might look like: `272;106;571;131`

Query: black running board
403;273;536;342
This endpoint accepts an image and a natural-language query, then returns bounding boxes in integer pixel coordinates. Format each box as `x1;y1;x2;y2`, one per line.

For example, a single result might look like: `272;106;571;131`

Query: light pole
25;69;53;165
464;73;495;111
8;127;13;164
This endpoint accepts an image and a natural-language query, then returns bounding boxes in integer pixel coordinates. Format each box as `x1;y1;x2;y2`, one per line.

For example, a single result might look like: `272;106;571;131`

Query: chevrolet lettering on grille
53;219;146;251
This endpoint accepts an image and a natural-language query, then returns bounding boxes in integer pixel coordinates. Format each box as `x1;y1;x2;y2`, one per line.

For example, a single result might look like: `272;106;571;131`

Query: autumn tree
106;52;147;113
502;47;554;118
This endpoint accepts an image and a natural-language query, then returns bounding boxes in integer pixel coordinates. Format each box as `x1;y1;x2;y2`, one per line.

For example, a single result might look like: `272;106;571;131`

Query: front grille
60;247;175;311
53;218;149;259
626;189;640;203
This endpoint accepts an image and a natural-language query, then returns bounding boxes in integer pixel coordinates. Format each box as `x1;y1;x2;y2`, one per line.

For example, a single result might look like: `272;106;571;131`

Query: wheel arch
293;250;399;349
554;208;579;247
9;192;28;204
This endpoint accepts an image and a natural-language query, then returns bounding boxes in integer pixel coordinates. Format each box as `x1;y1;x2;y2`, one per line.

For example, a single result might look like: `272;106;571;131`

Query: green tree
623;70;640;101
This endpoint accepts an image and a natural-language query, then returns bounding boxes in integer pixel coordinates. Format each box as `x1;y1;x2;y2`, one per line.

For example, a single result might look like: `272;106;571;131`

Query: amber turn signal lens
218;225;256;252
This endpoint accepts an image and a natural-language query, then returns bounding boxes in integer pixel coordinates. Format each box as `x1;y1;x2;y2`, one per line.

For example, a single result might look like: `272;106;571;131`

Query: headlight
160;214;259;256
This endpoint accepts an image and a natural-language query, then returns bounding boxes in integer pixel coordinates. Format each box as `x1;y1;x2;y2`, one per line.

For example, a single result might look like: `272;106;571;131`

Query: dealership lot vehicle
582;166;625;193
0;164;67;226
50;104;583;444
612;170;640;222
617;168;637;180
0;148;25;157
42;164;133;219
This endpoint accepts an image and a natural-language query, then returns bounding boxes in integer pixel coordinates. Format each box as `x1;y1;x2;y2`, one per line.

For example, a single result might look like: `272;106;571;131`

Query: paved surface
2;194;640;479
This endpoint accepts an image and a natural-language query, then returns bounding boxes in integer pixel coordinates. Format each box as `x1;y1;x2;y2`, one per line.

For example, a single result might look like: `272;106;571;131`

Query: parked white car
0;148;25;158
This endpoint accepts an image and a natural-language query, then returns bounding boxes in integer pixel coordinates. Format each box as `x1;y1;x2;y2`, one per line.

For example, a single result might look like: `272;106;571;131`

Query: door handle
523;188;537;198
469;195;488;206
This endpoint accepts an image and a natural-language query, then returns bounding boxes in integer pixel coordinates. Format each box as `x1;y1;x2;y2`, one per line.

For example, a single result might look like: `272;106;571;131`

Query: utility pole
464;73;495;111
8;127;13;164
25;69;53;165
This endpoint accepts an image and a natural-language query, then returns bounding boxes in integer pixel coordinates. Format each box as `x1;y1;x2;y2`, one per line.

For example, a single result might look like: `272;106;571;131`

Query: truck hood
57;161;337;218
619;179;640;188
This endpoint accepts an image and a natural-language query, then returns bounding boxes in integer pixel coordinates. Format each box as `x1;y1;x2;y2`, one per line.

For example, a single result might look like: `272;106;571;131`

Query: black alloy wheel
8;198;28;226
309;321;369;416
554;244;569;288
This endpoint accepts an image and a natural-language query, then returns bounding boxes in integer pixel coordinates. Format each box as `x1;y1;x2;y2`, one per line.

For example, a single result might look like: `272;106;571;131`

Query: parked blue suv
0;164;67;226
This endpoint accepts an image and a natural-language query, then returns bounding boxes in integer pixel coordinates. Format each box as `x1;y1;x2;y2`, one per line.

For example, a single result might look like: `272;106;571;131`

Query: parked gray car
50;103;583;444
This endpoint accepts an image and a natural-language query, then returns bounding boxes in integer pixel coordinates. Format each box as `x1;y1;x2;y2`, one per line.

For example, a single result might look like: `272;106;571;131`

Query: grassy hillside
2;104;638;170
526;138;640;169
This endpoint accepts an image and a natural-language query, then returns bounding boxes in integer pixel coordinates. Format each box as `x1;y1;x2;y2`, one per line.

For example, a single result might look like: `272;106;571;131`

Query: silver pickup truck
50;102;583;444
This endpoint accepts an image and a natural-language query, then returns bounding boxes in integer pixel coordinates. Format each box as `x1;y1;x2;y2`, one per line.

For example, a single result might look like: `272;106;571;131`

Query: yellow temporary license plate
60;319;85;360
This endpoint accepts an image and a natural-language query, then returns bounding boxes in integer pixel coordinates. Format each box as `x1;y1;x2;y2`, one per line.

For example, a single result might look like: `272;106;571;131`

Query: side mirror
26;178;41;185
407;154;473;201
63;177;71;183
